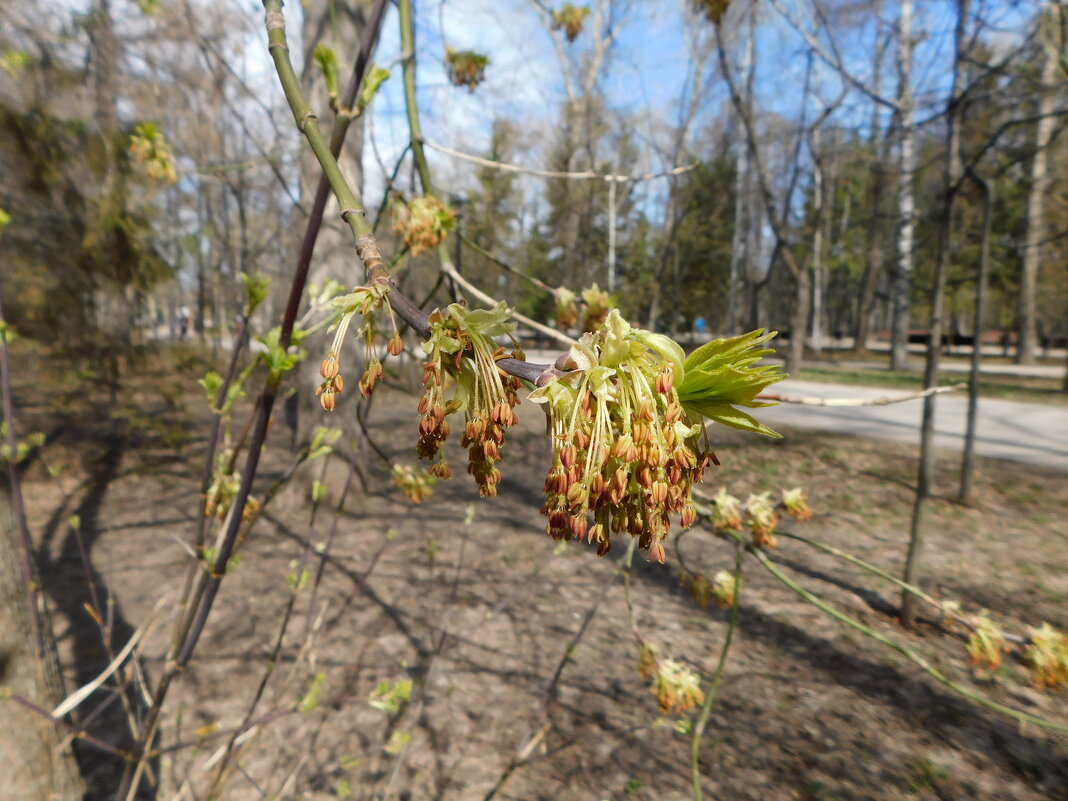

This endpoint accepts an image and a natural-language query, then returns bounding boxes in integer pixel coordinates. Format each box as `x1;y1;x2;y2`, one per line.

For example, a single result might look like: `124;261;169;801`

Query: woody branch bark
266;0;556;382
115;4;392;799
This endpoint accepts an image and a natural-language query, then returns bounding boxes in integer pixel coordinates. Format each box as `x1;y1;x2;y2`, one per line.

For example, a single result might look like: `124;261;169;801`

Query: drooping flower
554;287;578;329
745;492;779;549
650;657;704;715
416;302;523;495
391;464;437;504
1024;623;1068;689
781;487;813;521
580;283;612;332
316;283;392;410
710;487;743;530
966;611;1007;670
444;48;490;91
712;569;737;609
391;195;456;255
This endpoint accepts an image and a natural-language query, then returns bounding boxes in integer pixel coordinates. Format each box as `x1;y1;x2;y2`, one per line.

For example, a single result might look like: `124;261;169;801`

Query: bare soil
13;344;1068;801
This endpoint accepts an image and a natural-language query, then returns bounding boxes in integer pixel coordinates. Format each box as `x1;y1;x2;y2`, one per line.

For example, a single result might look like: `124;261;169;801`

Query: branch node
265;8;286;32
340;206;366;221
298;110;318;131
267;41;289;52
355;234;386;279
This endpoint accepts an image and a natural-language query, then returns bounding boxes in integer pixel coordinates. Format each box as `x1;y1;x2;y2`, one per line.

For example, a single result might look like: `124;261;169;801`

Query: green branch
717;528;1068;735
690;547;743;801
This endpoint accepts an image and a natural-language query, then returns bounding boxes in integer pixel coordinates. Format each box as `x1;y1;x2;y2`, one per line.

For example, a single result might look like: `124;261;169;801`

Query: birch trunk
1016;26;1056;365
890;0;915;370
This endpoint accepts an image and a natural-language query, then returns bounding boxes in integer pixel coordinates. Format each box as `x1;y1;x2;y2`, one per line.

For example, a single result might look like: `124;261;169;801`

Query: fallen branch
51;597;167;719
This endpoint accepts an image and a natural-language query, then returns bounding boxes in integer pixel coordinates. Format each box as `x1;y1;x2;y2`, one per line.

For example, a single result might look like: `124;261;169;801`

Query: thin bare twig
757;383;964;406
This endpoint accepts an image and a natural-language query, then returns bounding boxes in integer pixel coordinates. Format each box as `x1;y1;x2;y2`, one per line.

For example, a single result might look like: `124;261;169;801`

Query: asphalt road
757;380;1068;473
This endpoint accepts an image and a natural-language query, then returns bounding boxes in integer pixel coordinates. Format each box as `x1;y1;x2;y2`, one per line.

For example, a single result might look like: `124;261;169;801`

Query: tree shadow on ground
36;427;158;800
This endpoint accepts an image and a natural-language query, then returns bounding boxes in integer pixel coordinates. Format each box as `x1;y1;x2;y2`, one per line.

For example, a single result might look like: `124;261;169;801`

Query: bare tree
900;0;969;627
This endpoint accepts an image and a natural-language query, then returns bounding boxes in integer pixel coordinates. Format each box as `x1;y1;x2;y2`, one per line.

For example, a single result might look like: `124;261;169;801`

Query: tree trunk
0;482;86;799
295;0;372;444
890;0;915;371
901;0;968;627
959;170;991;502
1016;27;1056;365
726;16;755;337
786;266;811;375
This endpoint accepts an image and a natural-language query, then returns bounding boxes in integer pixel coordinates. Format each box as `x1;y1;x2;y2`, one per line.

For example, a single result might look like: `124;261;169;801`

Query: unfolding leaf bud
555;353;576;371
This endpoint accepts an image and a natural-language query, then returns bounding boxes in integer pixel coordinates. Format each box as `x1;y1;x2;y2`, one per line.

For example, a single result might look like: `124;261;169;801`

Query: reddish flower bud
566;482;588;508
320;354;339;379
387;334;404;356
570;515;588;539
320;391;336;411
429;461;452;480
680;505;697;528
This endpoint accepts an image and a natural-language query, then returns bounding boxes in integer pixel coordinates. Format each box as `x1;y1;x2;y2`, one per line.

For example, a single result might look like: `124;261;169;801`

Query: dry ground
11;343;1068;801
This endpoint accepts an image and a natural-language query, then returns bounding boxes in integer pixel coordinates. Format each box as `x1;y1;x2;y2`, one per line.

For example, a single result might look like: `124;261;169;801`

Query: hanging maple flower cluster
128;121;177;185
416;302;523;496
580;283;611;332
529;315;787;562
529;310;710;562
317;282;398;411
391;195;456;256
553;287;578;329
551;3;592;42
638;643;704;715
391;464;437;504
704;486;812;549
444;47;489;91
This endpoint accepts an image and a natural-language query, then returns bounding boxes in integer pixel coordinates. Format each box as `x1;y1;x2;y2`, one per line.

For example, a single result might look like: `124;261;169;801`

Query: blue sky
217;0;1042;227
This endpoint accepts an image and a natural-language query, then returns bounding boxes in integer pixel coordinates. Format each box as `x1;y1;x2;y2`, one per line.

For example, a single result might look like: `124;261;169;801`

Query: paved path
757;380;1068;472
